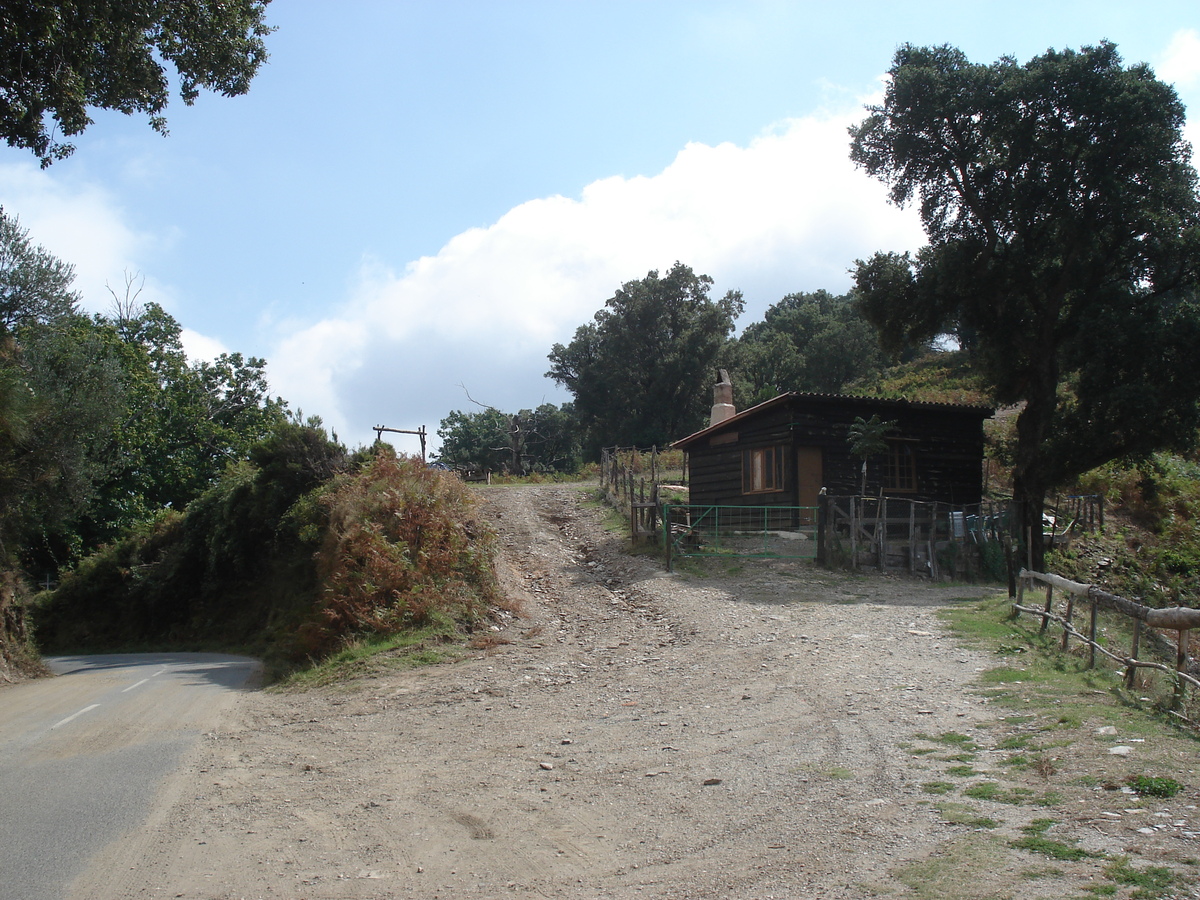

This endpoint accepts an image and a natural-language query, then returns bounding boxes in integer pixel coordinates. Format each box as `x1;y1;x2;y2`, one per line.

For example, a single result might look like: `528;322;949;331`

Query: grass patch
935;731;977;746
891;834;1011;900
1020;864;1065;880
979;667;1036;683
1009;835;1093;861
273;624;458;689
962;782;1002;801
1021;818;1057;835
1125;775;1183;798
946;765;979;777
1105;856;1176;897
923;781;956;795
935;802;999;829
826;766;855;780
961;782;1057;806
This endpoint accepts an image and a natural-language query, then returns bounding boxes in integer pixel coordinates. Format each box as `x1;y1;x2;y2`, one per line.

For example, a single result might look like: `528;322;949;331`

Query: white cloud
0;161;177;314
180;328;230;364
1158;29;1200;87
1156;30;1200;181
268;108;925;447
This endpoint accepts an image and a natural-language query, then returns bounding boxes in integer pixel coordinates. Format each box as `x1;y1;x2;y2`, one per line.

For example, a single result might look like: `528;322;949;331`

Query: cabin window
885;440;918;492
743;446;785;493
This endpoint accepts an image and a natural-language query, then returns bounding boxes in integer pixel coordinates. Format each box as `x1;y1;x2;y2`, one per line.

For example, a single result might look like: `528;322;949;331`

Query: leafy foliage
727;289;887;405
1124;774;1182;798
0;211;127;570
32;419;347;653
1;569;46;680
846;414;897;496
436;402;581;475
33;428;502;672
547;262;743;455
849;349;990;406
851;42;1200;569
0;0;274;165
1048;453;1200;606
78;302;286;551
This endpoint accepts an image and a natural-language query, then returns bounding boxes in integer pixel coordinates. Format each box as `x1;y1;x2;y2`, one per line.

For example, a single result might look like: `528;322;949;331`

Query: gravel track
69;484;1191;900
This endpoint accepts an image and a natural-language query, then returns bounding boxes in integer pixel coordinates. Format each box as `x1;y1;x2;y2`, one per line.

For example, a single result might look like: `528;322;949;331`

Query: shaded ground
67;485;1200;899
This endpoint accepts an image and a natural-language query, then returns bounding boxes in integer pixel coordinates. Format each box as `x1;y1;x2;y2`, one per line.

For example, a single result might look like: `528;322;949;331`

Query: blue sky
1;1;1198;454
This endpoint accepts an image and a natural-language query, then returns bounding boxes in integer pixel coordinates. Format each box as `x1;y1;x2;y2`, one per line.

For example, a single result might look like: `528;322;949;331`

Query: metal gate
662;504;818;570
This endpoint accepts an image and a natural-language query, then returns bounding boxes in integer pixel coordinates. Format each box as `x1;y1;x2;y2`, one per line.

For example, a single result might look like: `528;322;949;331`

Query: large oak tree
547;263;743;455
0;0;273;165
850;42;1200;569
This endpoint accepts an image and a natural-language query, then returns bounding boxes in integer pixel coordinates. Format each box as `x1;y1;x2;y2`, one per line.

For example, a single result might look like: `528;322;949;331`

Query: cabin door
795;446;823;515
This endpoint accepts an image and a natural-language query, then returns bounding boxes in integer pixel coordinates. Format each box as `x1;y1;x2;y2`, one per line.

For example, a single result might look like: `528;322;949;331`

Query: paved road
0;653;259;900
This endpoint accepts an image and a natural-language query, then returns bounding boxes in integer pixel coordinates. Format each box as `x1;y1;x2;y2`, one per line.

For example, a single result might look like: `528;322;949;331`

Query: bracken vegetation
300;453;500;659
31;424;502;678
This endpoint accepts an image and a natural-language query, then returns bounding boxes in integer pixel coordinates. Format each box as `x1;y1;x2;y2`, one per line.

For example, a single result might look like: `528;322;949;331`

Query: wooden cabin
673;391;992;510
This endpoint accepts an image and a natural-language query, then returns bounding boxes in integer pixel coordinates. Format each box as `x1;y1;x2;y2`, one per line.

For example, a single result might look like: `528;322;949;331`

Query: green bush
32;423;503;670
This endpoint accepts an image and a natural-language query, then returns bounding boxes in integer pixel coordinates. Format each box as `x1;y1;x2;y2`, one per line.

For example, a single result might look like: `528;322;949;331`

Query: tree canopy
0;209;286;574
436;403;581;475
0;0;273;165
850;42;1200;566
729;289;887;405
547;263;743;455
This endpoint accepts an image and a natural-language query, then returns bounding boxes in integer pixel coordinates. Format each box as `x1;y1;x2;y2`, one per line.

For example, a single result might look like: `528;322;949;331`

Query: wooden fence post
876;498;886;571
850;498;859;571
1039;581;1053;634
817;491;828;565
664;504;673;572
1125;619;1142;688
1174;629;1189;711
908;501;916;575
1087;598;1098;669
1061;594;1075;651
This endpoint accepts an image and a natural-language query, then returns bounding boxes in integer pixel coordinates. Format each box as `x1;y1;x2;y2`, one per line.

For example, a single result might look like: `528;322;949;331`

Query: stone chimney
710;369;735;426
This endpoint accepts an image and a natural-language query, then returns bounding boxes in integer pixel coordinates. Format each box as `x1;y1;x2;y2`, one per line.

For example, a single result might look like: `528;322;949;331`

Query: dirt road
64;485;1194;899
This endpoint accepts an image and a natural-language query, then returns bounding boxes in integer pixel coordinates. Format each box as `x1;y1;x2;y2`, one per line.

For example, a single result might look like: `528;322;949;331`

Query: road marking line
51;704;100;730
152;669;167;677
122;678;149;693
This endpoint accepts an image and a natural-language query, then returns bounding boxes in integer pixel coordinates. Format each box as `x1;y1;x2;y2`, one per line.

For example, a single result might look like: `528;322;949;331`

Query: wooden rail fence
599;446;686;543
823;496;1012;581
1013;569;1200;720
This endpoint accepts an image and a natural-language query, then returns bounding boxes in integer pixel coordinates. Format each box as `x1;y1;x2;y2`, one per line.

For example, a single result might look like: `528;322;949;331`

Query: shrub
298;454;499;657
1125;775;1182;798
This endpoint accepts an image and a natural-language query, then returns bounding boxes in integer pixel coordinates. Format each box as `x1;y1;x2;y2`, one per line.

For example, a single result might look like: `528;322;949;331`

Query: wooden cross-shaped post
372;424;427;461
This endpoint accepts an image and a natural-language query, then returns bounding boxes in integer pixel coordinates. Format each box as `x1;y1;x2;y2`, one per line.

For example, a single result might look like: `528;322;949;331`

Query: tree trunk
1011;357;1058;573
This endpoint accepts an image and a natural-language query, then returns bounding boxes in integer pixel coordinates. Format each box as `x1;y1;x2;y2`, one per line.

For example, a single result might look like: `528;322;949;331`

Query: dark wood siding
678;394;988;508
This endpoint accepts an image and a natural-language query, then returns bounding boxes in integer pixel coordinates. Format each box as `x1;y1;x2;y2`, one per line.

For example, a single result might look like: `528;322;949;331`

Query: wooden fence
599;446;686;543
822;494;1105;581
1012;569;1200;721
822;496;1013;581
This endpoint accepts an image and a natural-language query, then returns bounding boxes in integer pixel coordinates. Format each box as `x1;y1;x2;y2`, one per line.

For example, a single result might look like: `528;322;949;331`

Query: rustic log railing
599;446;687;544
1012;569;1200;719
